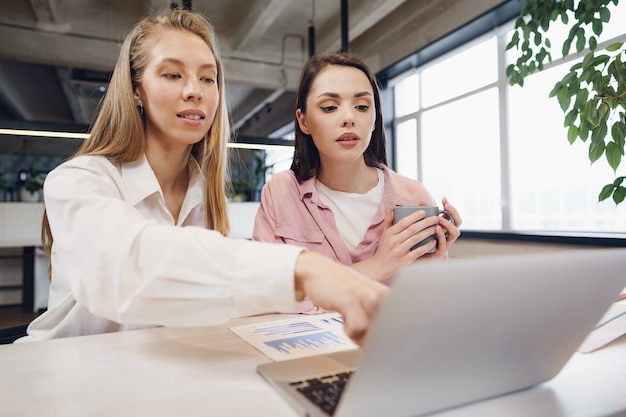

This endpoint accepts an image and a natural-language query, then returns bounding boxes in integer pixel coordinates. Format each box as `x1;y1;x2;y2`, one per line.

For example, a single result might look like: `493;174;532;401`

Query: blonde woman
18;10;386;344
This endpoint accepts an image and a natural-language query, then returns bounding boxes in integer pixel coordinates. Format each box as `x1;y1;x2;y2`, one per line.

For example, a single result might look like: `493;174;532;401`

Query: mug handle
437;209;455;238
437;209;455;226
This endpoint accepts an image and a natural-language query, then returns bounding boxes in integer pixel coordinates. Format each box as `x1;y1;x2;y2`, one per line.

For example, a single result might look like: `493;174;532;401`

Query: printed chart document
230;312;358;361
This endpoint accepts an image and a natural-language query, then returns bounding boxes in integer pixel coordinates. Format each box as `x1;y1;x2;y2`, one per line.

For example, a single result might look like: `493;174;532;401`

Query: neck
145;142;191;194
145;141;191;223
317;158;379;193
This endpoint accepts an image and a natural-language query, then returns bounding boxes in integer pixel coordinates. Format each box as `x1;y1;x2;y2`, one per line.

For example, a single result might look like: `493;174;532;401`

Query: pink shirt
253;165;437;313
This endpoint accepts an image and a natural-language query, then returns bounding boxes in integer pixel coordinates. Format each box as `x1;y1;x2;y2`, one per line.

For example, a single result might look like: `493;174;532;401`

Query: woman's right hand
294;251;389;346
357;208;440;281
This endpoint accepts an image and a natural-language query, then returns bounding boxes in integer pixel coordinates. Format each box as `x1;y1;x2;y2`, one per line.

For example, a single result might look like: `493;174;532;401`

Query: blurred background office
1;0;625;324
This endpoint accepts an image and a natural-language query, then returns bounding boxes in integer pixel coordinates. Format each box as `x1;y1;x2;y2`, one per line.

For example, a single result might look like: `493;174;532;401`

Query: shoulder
380;165;435;204
258;170;312;217
45;155;122;193
263;170;301;196
381;165;424;190
52;155;118;175
265;169;298;187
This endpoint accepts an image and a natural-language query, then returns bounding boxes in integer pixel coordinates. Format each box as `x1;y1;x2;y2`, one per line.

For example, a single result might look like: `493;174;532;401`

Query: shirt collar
184;157;204;209
298;175;325;206
121;153;204;208
121;154;161;206
299;164;389;207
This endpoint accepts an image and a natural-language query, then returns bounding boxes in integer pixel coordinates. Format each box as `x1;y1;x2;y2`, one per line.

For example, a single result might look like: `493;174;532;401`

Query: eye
320;106;337;113
164;73;181;80
201;76;216;84
355;105;370;112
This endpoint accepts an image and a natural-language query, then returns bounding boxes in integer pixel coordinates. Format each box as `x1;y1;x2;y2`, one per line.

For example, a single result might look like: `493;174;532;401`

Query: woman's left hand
432;196;462;255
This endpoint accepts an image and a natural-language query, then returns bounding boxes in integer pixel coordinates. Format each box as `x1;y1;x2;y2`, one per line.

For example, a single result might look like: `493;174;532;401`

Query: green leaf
598;103;610;124
584;100;598;125
599;183;614;201
574;89;588;108
505;64;515;77
569;62;583;71
606;42;623;52
592;20;602;37
506;32;519;50
593;54;610;67
564;108;578;126
599;7;611;23
612;122;626;153
579;120;590;141
591;123;608;143
589;138;605;163
615;55;624;78
562;71;578;85
582;52;594;70
568;125;579;143
606;141;622;172
589;36;597;52
557;92;572;112
576;29;586;53
562;38;573;56
614;186;626;204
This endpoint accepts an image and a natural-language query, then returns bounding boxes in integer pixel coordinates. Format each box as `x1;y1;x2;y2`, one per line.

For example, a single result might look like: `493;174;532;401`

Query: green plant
506;0;626;204
227;149;275;202
21;167;45;194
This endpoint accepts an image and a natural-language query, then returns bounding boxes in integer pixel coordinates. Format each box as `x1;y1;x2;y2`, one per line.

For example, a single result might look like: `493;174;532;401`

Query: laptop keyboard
290;371;353;416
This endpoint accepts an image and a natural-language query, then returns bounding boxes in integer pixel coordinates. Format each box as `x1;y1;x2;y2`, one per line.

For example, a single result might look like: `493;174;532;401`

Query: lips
179;114;203;120
177;109;206;120
336;133;359;141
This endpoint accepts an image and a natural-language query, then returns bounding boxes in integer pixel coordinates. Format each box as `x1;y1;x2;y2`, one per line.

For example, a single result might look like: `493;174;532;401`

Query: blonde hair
42;9;231;273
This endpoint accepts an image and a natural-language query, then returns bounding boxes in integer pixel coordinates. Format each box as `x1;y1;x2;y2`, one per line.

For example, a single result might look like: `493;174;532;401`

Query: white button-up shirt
19;154;301;342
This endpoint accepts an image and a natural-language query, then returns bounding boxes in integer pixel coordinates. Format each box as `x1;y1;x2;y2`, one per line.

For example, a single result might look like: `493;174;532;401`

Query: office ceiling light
229;143;293;151
0;128;89;140
0;128;293;150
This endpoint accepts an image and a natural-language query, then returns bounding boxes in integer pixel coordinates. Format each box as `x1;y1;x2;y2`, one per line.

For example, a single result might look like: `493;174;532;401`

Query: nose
183;78;203;102
341;108;355;127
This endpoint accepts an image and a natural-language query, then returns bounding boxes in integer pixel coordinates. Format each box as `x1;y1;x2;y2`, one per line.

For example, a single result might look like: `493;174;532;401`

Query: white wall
227;202;259;240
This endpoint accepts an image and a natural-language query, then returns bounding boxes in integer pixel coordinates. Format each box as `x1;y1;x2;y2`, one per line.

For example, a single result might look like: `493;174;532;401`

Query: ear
133;87;141;104
296;109;310;135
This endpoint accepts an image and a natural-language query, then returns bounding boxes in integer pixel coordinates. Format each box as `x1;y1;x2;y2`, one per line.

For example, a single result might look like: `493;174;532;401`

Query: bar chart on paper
230;313;358;361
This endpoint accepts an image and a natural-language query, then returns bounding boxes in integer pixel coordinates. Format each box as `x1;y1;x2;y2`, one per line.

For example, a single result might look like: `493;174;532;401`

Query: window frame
378;0;626;244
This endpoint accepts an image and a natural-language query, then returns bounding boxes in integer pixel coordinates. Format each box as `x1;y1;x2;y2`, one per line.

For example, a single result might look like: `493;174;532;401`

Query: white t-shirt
316;168;385;250
17;154;302;342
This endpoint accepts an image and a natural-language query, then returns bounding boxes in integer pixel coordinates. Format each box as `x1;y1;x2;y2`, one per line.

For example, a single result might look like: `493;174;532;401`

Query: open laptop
257;248;626;417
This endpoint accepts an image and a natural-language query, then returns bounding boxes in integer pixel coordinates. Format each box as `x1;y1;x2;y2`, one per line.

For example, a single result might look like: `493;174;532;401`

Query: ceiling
0;0;505;155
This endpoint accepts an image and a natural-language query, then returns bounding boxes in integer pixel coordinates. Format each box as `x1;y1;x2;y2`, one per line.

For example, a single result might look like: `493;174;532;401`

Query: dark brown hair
290;52;387;182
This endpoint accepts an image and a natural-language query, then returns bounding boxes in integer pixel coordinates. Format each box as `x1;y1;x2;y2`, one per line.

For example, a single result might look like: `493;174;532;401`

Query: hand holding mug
393;205;455;253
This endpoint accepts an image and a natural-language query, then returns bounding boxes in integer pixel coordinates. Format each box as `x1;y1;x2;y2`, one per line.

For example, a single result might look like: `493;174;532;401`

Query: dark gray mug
393;205;455;253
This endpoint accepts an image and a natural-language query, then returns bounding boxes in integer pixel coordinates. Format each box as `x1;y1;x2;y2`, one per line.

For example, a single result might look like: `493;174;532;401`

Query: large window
391;2;626;234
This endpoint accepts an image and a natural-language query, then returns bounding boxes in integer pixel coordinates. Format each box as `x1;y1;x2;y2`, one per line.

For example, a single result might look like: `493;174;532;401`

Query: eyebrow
317;91;373;99
157;58;217;71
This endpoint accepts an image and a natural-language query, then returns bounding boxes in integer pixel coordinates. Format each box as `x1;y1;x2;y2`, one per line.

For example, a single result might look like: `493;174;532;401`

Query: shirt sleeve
45;159;303;327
